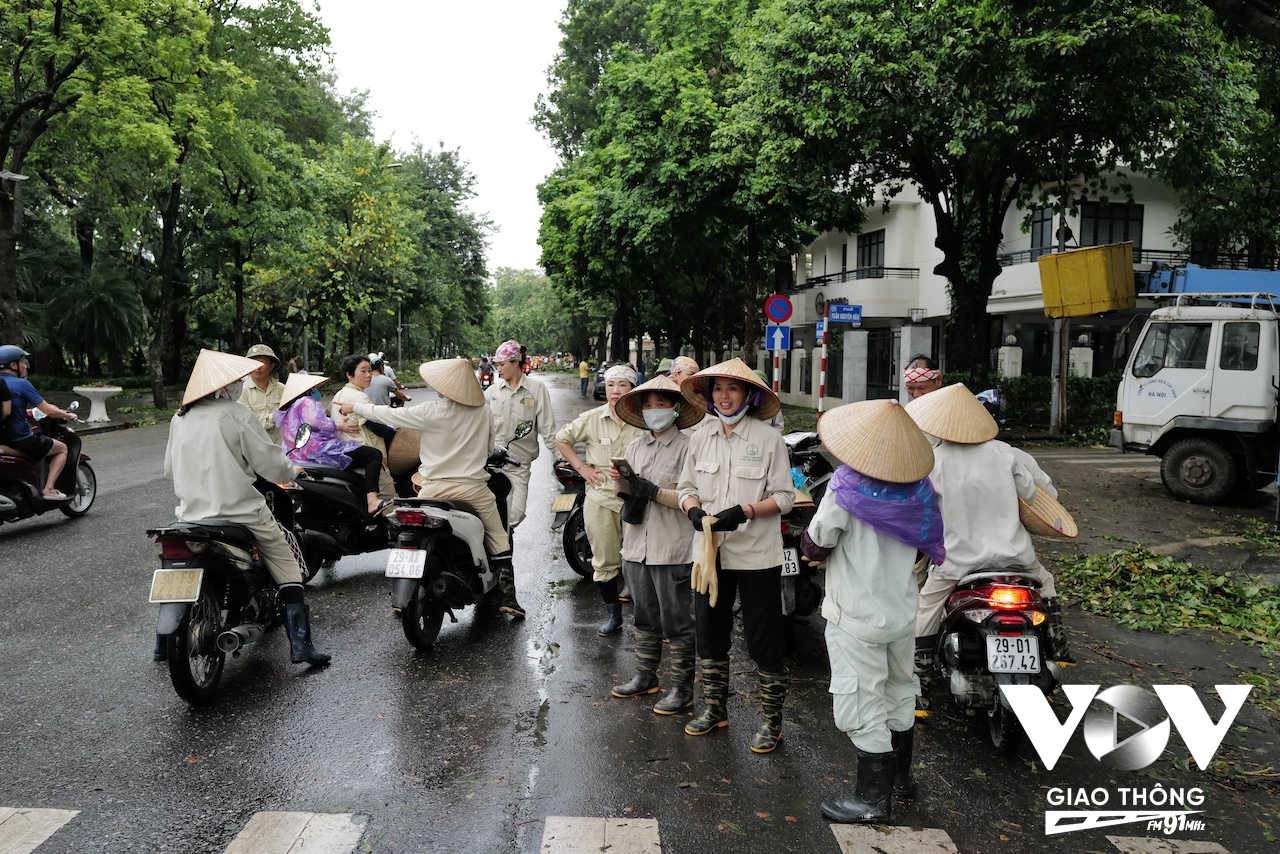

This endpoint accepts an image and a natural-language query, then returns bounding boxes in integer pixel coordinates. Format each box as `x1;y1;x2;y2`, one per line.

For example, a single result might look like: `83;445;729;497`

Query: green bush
936;371;1119;431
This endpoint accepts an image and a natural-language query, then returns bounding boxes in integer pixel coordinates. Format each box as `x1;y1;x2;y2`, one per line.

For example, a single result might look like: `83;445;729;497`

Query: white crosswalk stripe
540;816;660;853
830;824;959;853
0;808;79;854
1107;837;1229;853
222;812;366;854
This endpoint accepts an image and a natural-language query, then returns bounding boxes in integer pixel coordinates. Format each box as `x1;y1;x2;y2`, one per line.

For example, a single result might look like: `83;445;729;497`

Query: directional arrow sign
766;324;791;351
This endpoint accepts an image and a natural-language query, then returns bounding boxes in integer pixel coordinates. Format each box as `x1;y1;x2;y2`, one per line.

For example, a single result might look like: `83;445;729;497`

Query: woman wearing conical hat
675;357;795;754
275;373;388;516
800;400;943;824
905;383;1074;670
338;358;516;604
163;349;330;666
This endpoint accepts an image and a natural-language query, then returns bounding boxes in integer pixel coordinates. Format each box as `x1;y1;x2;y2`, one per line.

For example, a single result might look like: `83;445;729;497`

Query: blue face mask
307;389;322;401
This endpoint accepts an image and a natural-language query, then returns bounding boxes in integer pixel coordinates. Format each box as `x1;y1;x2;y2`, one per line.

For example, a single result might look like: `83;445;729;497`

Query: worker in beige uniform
555;363;642;637
487;339;558;619
164;349;330;666
236;343;287;444
339;358;518;614
676;358;795;753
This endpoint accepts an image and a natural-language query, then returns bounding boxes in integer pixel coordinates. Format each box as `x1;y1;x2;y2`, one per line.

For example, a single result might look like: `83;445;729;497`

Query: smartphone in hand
611;457;636;481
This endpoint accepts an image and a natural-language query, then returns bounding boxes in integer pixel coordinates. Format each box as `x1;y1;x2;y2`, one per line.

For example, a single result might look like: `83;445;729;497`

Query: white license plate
149;568;204;603
781;547;801;577
986;635;1041;673
551;494;576;513
385;549;428;579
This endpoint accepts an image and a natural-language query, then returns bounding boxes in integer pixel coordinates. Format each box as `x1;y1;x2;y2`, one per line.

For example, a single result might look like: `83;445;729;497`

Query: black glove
710;504;748;532
687;506;709;531
622;475;658;503
621;493;649;526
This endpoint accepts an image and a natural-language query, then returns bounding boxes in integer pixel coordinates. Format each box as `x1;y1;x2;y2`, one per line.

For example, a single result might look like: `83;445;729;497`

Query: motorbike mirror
68;400;79;411
293;423;312;449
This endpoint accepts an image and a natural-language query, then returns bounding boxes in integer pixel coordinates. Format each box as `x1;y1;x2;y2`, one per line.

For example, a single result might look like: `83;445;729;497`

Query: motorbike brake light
395;509;428;525
155;535;207;558
990;586;1033;609
1114;410;1122;427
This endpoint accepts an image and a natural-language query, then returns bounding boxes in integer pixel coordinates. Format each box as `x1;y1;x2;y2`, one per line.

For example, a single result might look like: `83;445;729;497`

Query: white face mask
643;408;678;432
716;406;750;425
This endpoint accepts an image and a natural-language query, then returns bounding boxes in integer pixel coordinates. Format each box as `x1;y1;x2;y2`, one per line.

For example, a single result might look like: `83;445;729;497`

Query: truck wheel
1161;439;1238;504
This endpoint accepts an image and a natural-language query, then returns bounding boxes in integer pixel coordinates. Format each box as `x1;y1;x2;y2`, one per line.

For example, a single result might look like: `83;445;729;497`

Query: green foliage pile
1057;547;1280;655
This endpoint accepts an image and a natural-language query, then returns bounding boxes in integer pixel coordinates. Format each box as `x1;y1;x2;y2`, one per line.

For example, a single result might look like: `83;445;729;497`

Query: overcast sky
314;0;568;273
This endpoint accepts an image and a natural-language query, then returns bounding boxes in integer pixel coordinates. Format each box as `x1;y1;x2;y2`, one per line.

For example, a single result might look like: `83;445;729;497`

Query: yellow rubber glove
690;514;720;608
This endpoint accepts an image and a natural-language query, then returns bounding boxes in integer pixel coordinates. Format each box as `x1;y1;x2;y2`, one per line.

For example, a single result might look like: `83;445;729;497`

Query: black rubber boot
684;658;730;736
914;634;938;713
597;603;624;636
153;633;167;662
283;603;332;665
494;552;525;619
749;670;788;754
613;630;662;697
1044;597;1075;663
891;726;916;799
820;749;896;824
654;643;694;715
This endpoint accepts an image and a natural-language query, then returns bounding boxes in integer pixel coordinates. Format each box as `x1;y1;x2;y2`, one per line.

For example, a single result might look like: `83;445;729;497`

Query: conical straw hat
904;382;998;444
616;375;706;430
680;357;782;420
279;373;328;408
419;357;484;407
183;349;263;406
1018;486;1078;538
387;427;422;476
818;399;935;483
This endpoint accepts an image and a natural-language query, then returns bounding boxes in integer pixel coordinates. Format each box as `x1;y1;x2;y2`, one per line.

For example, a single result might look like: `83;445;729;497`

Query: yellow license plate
551;494;576;513
149;568;204;603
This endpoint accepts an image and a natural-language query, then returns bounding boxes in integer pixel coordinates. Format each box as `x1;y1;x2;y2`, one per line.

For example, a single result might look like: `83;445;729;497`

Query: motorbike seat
955;569;1043;589
302;464;366;490
148;520;257;547
0;443;32;459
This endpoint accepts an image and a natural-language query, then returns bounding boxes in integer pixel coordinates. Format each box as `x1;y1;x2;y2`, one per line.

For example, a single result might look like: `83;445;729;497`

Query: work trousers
584;499;623;583
418;478;511;555
694;565;785;673
242;504;304;586
505;463;532;529
621;559;695;646
825;623;916;753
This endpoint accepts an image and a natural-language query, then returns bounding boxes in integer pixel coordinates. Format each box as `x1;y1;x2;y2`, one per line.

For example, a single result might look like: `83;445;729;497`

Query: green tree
488;267;574;354
738;0;1238;380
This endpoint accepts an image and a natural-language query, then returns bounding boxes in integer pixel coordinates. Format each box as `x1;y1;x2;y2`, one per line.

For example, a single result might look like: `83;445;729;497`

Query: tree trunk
0;191;22;344
148;180;183;409
742;220;762;367
232;241;245;354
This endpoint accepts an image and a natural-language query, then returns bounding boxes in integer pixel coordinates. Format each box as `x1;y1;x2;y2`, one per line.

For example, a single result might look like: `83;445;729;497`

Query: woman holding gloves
676;358;794;752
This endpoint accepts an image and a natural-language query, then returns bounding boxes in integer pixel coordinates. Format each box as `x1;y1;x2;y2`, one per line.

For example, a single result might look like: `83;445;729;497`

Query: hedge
940;371;1120;430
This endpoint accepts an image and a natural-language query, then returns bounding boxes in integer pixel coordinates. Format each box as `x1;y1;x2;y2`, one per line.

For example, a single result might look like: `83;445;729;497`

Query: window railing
993;246;1271;268
798;266;920;288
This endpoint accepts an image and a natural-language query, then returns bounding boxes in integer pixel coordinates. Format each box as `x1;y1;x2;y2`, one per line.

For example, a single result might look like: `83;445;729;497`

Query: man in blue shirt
0;346;78;500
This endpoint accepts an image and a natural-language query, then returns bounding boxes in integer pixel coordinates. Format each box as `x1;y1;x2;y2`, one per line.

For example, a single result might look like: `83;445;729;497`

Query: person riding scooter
0;345;77;501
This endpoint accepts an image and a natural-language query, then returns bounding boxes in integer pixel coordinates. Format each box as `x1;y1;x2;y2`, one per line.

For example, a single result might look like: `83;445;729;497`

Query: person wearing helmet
237;344;286;443
486;339;557;618
0;345;77;500
369;352;405;393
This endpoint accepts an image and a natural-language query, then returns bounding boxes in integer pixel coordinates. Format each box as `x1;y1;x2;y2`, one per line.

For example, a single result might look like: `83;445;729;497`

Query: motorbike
551;459;592;577
0;401;96;525
480;369;494;390
384;448;519;650
780;431;835;619
928;568;1059;755
147;480;298;705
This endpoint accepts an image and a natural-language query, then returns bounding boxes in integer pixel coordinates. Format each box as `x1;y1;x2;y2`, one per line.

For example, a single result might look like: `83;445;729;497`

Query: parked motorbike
147;480;298;705
928;569;1059;755
0;401;96;525
780;431;834;618
551;459;592;577
384;448;519;650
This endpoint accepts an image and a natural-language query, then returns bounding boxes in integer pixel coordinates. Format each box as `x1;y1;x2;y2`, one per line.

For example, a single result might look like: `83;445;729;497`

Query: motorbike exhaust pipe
216;624;265;654
0;494;16;514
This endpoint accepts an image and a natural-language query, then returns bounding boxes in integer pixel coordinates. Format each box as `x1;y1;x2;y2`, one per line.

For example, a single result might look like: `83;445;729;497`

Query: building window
841;242;848;273
1080;201;1143;251
1031;207;1054;257
856;229;885;278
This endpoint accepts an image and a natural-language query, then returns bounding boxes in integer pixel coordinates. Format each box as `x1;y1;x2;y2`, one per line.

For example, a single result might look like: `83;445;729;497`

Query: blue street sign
815;319;826;344
764;294;794;323
765;324;791;351
828;303;862;324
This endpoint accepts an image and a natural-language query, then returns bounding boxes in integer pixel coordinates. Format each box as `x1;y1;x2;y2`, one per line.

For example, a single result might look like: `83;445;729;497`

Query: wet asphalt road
0;375;1274;853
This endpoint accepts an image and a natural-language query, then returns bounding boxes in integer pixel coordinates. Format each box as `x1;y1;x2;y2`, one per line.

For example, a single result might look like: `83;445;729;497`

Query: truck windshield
1132;322;1212;378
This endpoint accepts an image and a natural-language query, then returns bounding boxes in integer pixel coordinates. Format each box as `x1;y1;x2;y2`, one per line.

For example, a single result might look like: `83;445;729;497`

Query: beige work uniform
555;404;643;582
164;398;303;585
487;373;557;529
354;399;510;555
332;383;394;498
236;378;286;444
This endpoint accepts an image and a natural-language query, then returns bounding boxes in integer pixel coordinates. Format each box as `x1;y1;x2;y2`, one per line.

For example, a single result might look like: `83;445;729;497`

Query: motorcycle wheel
561;505;592;578
402;563;447;650
989;699;1024;756
59;461;96;517
168;584;226;706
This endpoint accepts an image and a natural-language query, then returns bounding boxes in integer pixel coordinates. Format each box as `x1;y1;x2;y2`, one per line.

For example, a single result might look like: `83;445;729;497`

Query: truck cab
1113;293;1279;503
